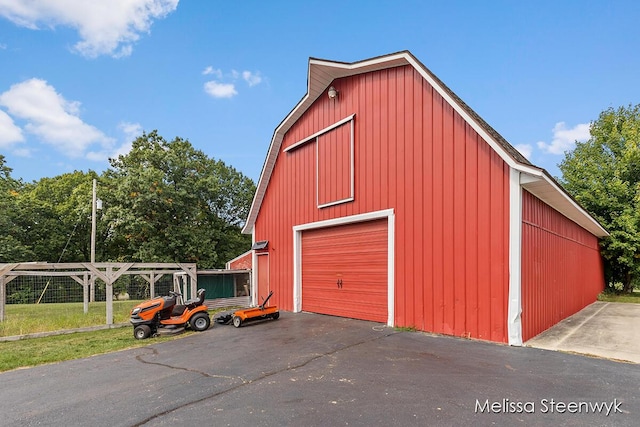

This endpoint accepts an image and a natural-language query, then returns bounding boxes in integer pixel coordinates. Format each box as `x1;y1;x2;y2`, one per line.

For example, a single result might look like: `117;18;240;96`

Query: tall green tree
559;104;640;292
0;155;33;262
20;171;98;262
104;131;255;268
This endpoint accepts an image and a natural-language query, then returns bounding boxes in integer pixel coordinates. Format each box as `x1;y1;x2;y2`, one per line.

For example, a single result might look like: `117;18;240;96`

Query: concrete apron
526;301;640;364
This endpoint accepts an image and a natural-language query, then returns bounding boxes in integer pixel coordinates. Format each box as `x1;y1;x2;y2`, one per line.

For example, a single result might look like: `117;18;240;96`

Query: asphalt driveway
1;312;639;426
526;301;640;363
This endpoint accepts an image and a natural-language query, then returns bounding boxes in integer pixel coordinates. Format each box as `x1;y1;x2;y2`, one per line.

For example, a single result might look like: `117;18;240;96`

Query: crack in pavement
132;329;397;426
135;347;242;381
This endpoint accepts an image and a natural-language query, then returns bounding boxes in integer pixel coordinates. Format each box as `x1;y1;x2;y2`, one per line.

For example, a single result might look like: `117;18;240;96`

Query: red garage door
301;219;388;323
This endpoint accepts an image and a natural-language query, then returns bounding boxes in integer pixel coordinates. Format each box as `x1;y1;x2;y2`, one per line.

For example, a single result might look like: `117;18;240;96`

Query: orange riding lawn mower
130;289;211;339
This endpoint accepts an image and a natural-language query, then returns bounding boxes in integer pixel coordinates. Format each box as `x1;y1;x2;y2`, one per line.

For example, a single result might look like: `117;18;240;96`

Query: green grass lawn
597;291;640;303
0;327;192;372
0;301;231;373
0;300;142;337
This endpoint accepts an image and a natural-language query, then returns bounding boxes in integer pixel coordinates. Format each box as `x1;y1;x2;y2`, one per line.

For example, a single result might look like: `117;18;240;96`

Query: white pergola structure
0;262;197;324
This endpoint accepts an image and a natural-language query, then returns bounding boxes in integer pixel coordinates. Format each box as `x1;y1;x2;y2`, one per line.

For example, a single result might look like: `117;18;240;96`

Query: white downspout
508;168;523;346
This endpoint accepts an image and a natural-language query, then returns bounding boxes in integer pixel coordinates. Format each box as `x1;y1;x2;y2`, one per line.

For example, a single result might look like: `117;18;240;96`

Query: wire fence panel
5;274;177;306
0;264;221;337
7;276;83;305
1;272;177;337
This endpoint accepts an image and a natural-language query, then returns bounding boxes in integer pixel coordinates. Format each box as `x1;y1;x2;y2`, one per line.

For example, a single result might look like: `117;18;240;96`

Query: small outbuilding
242;51;607;345
226;250;253;270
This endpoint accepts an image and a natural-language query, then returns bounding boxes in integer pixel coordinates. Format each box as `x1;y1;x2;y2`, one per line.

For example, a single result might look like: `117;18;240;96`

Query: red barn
242;51;607;345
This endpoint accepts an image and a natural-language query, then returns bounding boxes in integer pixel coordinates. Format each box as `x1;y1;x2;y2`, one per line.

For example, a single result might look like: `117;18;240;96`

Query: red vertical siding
255;65;511;342
317;123;351;206
521;190;604;341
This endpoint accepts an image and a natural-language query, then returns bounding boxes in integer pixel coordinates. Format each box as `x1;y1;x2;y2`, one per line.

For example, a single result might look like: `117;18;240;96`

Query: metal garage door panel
302;219;387;322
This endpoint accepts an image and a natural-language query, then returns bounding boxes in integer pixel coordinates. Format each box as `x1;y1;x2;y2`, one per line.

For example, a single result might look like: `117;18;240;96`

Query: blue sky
1;1;639;184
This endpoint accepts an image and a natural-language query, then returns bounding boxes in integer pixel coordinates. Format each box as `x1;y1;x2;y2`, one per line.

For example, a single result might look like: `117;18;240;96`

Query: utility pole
91;179;97;265
90;179;101;302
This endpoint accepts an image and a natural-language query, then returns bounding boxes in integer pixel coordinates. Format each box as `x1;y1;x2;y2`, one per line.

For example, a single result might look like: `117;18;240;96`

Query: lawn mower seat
185;289;206;308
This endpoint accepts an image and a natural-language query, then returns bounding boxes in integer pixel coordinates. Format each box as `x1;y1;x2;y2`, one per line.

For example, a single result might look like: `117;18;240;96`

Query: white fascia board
518;168;608;237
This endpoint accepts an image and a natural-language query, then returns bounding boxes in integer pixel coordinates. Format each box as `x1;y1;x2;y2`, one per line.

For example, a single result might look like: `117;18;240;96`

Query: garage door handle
337;279;343;288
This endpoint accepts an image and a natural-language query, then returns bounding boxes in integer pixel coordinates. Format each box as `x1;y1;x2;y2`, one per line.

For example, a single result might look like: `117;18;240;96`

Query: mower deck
155;326;186;336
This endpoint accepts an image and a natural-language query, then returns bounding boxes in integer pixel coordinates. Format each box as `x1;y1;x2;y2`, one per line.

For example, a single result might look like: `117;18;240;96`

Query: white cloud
85;140;132;162
86;121;142;161
242;70;262;87
202;68;263;99
0;78;113;156
204;81;237;98
0;109;24;147
113;121;142;157
514;144;533;160
12;147;32;157
118;121;143;141
202;66;222;78
0;0;179;58
537;122;591;155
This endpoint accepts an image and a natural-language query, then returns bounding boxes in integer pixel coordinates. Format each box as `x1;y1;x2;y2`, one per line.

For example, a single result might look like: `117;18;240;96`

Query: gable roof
242;50;607;238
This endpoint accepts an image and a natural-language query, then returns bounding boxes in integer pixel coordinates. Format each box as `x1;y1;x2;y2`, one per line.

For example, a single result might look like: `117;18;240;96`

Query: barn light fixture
328;86;338;99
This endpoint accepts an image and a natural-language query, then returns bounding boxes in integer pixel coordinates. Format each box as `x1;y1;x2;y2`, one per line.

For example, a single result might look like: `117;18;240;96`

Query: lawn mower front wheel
190;313;211;331
134;325;152;340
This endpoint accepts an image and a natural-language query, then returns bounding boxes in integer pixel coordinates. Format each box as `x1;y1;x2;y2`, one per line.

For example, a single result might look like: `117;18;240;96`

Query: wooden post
106;266;113;325
0;264;18;322
149;272;155;298
83;273;89;314
190;272;197;300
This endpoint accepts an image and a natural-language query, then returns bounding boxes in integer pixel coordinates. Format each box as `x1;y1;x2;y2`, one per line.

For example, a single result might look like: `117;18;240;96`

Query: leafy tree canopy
104;131;255;268
559;104;640;292
0;155;33;262
0;132;255;269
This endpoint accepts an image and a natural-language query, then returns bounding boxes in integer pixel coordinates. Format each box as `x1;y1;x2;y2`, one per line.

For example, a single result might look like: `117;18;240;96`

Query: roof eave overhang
242;51;608;240
517;167;609;237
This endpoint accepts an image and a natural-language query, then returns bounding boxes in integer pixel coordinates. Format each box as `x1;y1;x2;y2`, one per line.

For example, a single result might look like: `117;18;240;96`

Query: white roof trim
520;169;608;237
243;51;607;238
